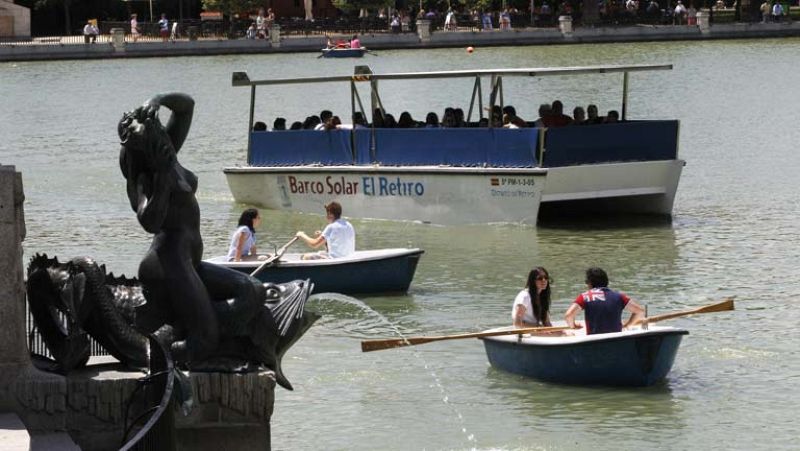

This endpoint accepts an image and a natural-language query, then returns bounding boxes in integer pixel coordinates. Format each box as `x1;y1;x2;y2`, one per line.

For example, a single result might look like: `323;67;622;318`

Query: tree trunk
582;0;599;25
63;0;73;35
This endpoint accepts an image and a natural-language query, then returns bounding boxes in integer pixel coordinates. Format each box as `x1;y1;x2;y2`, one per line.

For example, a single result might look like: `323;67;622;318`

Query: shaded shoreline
2;21;800;62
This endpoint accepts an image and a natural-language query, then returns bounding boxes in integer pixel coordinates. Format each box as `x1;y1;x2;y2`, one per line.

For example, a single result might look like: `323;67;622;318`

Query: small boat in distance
481;324;688;386
205;248;423;295
321;47;367;58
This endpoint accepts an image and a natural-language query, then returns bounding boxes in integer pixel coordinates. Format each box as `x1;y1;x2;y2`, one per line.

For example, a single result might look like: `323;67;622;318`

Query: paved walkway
2;21;799;62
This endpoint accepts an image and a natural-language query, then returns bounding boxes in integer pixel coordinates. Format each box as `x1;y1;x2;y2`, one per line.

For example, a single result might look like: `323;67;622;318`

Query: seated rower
295;201;356;260
564;267;645;335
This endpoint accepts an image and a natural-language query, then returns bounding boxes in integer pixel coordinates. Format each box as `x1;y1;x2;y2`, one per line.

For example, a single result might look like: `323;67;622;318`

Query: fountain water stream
309;293;478;448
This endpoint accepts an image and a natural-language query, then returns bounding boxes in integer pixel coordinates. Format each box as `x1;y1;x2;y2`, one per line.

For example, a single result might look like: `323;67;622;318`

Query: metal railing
26;301;110;359
120;335;176;451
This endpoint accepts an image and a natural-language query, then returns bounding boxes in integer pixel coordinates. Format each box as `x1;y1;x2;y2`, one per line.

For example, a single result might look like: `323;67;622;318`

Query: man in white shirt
296;201;356;259
772;2;784;22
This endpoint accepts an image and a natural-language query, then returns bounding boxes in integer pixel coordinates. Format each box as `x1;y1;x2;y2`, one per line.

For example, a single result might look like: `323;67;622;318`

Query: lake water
2;38;799;450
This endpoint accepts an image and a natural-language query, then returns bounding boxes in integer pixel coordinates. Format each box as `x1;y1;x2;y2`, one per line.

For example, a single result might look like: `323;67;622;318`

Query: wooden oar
640;297;735;324
361;325;570;353
250;236;299;278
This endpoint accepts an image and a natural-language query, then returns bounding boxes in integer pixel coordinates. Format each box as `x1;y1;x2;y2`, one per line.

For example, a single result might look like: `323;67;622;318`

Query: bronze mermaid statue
27;93;317;390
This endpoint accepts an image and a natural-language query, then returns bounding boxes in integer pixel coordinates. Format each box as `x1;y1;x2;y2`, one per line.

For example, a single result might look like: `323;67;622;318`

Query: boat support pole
350;80;357;162
488;75;498;128
466;76;480;123
622;71;629;121
478;77;484;121
247;85;256;163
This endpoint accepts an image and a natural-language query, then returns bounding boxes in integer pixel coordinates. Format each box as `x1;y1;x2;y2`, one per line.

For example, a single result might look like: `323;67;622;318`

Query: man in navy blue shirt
565;267;646;335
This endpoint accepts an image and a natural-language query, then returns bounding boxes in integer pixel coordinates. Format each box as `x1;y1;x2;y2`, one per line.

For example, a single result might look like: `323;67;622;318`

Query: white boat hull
225;159;682;224
539;159;685;217
224;166;546;225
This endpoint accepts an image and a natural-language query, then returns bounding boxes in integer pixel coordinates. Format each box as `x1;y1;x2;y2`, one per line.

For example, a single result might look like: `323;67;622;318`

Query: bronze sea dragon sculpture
26;93;318;390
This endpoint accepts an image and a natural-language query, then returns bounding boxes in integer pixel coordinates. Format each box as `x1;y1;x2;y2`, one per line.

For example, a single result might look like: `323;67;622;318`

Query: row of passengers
501;101;620;129
253;104;621;132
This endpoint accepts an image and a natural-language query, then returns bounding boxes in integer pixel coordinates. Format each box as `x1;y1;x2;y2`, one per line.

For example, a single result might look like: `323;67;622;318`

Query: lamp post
149;0;154;23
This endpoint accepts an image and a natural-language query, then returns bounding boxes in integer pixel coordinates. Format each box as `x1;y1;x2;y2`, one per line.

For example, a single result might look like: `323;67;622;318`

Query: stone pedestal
269;24;280;47
416;19;431;42
0;165;68;434
175;371;276;451
110;28;125;51
559;15;573;35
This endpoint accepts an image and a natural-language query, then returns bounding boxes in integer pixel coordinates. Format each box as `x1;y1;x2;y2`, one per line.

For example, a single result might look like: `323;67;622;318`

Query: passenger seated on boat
303;115;322;129
489;105;503;127
273;117;287;130
503;105;527;128
384;113;397;128
425;112;440;128
398;111;416;128
326;115;342;130
289;121;303;130
572;106;586;125
253;121;267;132
564;267;646;335
586;104;603;125
544;100;572;127
350;35;361;49
454;108;466;127
372;108;386;128
227;208;263;262
442;108;457;127
534;103;551;128
605;110;620;124
296;201;356;260
315;110;333;130
512;267;553;328
502;114;519;128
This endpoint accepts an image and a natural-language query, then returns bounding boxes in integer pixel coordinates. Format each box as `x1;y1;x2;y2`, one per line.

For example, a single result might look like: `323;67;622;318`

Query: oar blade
696;297;734;313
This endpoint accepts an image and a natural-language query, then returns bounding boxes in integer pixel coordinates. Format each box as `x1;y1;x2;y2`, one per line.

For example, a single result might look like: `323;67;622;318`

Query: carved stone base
175;370;276;451
11;363;277;451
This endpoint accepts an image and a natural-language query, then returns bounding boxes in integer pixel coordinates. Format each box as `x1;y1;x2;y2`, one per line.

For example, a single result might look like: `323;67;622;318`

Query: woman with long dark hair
512;266;552;328
227;208;261;261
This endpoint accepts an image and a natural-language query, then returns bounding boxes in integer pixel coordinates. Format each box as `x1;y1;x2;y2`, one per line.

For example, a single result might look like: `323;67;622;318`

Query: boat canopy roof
232;63;672;87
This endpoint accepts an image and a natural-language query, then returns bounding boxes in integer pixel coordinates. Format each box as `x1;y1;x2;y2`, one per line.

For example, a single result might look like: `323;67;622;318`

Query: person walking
130;14;139;42
158;14;170;41
772;1;784;22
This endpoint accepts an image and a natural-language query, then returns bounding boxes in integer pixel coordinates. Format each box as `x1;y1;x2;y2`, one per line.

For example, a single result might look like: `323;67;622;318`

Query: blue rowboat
321;47;367;58
205;248;423;295
481;325;688;386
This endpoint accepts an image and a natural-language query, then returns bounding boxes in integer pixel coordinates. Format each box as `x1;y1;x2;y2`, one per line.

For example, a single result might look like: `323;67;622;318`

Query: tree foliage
201;0;263;15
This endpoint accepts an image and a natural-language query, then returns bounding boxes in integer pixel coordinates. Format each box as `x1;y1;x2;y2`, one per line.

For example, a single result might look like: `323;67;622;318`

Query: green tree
201;0;262;16
32;0;73;35
332;0;395;14
582;0;599;24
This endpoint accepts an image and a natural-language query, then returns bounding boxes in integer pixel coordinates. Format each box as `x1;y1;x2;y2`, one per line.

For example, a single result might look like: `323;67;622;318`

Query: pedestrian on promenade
170;21;179;41
158;14;170;41
760;1;771;22
674;0;687;24
772;2;784;22
130;14;139;42
83;20;98;44
482;11;493;30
